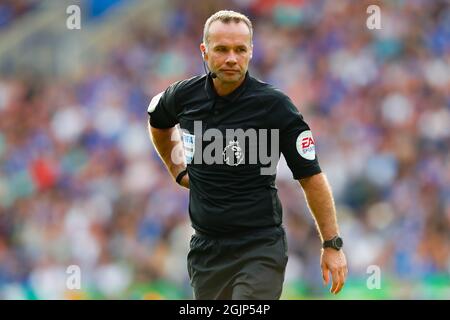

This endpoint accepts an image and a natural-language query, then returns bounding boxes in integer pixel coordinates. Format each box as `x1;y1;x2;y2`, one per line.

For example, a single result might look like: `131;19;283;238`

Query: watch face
334;237;343;249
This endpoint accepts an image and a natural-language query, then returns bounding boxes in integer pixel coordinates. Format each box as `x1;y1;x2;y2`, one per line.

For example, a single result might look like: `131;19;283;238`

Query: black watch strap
323;236;343;250
176;169;188;185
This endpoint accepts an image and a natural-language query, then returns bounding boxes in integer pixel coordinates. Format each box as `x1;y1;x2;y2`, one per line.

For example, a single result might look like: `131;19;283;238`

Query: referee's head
200;10;253;85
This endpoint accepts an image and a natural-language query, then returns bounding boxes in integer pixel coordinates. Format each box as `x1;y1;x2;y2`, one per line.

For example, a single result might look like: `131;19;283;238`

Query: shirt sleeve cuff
292;165;322;180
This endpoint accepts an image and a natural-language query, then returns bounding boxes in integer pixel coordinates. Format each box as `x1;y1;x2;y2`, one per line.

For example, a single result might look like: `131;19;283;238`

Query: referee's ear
200;43;208;61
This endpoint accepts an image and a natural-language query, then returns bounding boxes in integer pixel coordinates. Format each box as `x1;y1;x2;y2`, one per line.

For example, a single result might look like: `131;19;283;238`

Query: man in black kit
147;10;347;300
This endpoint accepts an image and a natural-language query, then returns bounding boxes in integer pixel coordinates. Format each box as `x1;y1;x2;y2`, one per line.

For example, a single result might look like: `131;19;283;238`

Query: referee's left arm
299;173;339;242
271;93;347;295
299;173;347;295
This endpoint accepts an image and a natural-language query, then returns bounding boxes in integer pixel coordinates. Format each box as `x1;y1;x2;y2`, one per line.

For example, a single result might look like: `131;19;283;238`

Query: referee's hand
321;248;348;295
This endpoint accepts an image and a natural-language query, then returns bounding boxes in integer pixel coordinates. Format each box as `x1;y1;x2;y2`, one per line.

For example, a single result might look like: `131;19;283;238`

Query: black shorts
187;226;288;300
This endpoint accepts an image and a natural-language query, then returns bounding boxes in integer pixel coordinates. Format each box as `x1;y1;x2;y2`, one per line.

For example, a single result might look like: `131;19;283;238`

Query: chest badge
223;139;244;166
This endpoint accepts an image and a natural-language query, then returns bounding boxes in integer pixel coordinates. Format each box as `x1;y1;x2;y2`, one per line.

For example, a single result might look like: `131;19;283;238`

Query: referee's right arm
147;82;189;189
148;124;189;189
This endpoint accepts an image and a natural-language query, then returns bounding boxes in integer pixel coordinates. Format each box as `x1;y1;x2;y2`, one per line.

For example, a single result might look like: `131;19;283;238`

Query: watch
323;236;343;251
175;168;188;185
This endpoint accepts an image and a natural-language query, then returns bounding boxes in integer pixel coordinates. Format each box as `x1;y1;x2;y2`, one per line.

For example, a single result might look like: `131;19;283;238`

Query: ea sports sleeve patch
147;91;163;114
273;95;322;179
296;130;316;160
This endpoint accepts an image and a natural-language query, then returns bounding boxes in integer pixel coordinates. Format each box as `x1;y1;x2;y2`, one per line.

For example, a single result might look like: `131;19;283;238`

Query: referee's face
201;21;253;85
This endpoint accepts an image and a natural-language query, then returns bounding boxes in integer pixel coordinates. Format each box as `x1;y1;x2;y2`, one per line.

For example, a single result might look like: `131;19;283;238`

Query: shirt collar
204;71;250;102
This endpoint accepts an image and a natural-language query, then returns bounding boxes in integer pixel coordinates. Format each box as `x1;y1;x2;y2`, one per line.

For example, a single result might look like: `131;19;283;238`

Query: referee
147;10;347;300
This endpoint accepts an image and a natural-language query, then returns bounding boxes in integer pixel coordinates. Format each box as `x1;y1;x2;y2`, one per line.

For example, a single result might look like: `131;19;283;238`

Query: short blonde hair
203;10;253;45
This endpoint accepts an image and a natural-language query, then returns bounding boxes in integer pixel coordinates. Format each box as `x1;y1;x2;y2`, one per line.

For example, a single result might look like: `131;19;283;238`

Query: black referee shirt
148;72;321;236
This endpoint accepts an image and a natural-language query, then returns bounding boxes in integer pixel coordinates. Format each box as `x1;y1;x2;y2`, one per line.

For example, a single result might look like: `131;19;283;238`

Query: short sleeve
147;82;180;129
273;95;322;180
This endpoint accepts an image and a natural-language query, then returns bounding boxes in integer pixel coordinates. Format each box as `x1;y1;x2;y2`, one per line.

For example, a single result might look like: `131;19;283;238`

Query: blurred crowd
0;0;449;299
0;0;38;30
